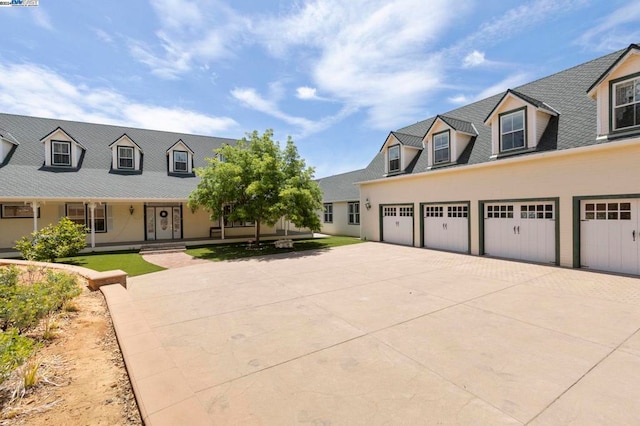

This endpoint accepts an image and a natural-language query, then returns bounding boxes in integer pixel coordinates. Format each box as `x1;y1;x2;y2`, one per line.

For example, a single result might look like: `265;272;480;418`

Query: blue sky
1;0;639;177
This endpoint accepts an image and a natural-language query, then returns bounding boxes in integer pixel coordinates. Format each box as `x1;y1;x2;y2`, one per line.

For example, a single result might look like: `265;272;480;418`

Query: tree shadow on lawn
188;241;336;263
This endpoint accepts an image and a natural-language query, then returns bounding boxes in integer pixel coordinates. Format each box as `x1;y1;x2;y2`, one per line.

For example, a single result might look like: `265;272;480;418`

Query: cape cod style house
318;43;640;277
0;115;310;254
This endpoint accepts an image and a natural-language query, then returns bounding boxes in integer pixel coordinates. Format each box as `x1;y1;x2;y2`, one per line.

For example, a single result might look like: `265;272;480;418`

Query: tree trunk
255;219;261;245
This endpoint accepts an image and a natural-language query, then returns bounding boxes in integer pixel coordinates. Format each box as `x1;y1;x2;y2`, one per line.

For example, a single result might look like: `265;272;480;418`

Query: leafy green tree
188;130;323;244
14;217;88;262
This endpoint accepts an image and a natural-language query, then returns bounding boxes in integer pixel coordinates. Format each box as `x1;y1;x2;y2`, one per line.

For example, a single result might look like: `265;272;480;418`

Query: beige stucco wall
359;140;640;267
319;201;360;237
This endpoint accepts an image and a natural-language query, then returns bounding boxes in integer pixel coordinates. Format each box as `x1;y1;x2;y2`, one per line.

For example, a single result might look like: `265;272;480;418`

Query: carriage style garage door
580;199;640;275
423;204;469;253
382;205;414;246
484;201;556;264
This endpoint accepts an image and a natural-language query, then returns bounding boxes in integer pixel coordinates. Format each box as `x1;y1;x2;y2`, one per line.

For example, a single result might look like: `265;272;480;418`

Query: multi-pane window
399;206;413;217
584;202;631;220
613;77;640;131
384;206;396;216
223;204;253;227
520;204;554;219
348;202;360;225
500;110;525;152
323;203;333;223
118;146;134;169
487;205;514;218
173;151;188;172
52;141;71;166
66;204;106;232
433;131;450;164
66;203;86;227
1;204;38;218
424;206;443;217
448;205;468;218
388;145;400;173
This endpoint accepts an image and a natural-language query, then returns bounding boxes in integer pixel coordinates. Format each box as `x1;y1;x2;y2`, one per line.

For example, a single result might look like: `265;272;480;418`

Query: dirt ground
0;288;141;425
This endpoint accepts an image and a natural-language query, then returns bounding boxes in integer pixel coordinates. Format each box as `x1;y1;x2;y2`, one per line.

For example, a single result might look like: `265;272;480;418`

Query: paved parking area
102;242;640;425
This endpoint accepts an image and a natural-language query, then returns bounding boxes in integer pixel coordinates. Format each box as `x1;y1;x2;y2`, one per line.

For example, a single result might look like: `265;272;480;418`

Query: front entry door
155;208;173;239
146;206;182;241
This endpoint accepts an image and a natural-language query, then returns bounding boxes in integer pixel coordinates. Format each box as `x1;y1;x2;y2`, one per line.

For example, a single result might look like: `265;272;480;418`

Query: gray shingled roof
356;47;626;181
0;113;238;200
431;115;477;136
316;169;367;202
391;131;424;148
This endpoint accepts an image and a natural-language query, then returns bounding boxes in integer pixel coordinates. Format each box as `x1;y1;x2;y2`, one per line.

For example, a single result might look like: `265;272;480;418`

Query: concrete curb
101;284;212;425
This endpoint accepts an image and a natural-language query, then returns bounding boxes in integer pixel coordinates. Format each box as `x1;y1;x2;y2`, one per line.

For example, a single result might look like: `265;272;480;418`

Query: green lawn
186;235;364;261
59;251;165;277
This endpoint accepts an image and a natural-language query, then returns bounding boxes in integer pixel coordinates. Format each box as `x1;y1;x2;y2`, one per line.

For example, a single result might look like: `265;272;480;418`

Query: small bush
14;217;88;262
0;330;35;382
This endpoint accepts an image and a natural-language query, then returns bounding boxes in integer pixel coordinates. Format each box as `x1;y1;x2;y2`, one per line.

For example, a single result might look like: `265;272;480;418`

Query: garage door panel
383;205;413;246
484;202;555;264
423;204;468;253
580;199;639;275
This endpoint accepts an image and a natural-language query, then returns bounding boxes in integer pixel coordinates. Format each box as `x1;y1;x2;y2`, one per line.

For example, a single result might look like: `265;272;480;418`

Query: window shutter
107;205;114;232
58;204;65;219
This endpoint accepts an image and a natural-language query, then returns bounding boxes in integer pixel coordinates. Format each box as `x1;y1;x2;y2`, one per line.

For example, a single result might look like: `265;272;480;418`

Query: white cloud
576;2;640;51
473;72;531;101
129;0;248;79
463;50;485;68
253;0;465;129
0;63;238;135
448;95;469;105
296;86;319;100
32;8;53;31
93;28;114;44
231;86;356;137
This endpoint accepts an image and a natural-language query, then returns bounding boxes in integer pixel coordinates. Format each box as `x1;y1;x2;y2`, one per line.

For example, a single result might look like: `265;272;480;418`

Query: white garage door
580;199;640;275
423;204;469;253
382;205;414;246
484;202;556;264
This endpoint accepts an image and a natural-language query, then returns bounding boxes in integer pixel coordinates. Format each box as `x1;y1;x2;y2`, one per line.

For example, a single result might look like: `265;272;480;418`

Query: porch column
88;202;96;249
220;214;225;240
30;200;40;233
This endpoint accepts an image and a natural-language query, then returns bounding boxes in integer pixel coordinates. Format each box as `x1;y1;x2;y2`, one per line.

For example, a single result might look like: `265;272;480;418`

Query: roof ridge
0;111;239;142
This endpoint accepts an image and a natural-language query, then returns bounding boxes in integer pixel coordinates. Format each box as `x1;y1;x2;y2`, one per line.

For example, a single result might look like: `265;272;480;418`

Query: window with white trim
500;109;525;152
173;150;188;172
66;203;86;227
388;145;400;173
433;131;450;164
52;140;71;166
323;203;333;223
612;76;640;131
348;202;360;225
118;146;134;169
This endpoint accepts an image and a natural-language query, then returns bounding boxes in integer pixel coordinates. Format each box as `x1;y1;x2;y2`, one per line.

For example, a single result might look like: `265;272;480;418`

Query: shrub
0;330;35;382
14;217;88;263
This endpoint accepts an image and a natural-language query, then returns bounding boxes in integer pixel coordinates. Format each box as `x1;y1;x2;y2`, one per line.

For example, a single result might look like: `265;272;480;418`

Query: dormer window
388;145;400;173
612;76;640;131
109;134;142;173
174;151;188;172
118;146;134;169
52;140;71;166
433;131;450;164
500;109;526;152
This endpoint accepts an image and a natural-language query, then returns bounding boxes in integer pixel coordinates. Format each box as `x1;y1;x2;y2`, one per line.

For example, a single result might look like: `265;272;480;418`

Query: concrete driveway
102;242;640;425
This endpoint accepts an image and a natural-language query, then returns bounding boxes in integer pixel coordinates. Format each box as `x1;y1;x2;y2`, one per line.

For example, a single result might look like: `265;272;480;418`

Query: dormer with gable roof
587;43;640;139
483;89;559;158
40;127;86;169
380;131;423;176
166;139;195;176
109;134;143;174
0;127;19;167
423;115;477;169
